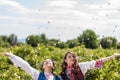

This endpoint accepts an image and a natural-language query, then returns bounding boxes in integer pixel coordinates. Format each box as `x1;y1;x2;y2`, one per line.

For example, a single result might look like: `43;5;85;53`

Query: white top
79;60;102;75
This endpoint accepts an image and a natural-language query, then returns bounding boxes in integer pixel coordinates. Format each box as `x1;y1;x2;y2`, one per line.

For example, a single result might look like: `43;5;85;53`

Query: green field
0;45;120;80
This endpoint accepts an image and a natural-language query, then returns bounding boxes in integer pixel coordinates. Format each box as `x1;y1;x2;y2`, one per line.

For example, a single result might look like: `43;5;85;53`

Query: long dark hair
60;52;83;80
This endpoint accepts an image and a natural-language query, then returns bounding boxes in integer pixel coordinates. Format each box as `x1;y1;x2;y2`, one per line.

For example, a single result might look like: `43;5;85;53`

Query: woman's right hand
1;52;12;57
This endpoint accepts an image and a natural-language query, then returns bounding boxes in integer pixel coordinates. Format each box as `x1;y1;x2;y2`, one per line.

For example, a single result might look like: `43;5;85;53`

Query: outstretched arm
79;53;120;75
1;52;39;80
100;53;120;63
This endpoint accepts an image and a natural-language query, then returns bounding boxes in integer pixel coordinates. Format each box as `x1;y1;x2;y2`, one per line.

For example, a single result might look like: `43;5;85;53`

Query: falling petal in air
93;27;96;30
108;2;110;6
118;9;120;11
48;21;50;24
58;34;60;36
106;14;108;17
102;35;104;38
115;25;117;28
113;30;115;33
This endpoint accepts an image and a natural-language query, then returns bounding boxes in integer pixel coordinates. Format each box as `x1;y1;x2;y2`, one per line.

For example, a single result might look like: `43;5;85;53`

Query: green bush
0;46;120;80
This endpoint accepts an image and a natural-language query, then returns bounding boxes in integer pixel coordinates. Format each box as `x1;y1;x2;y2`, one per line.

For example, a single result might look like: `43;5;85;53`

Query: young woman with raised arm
1;52;60;80
60;52;120;80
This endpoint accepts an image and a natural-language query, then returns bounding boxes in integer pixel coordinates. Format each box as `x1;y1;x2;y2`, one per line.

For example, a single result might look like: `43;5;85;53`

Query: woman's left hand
113;53;120;58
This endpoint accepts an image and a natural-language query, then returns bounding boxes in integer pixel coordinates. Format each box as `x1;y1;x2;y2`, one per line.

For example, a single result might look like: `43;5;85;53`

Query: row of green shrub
0;45;120;80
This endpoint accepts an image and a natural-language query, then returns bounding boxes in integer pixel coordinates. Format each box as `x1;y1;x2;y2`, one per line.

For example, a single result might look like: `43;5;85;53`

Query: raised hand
1;52;12;57
113;53;120;58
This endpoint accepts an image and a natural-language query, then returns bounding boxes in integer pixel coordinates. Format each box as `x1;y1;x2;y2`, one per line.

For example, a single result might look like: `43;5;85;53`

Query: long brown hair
60;52;83;80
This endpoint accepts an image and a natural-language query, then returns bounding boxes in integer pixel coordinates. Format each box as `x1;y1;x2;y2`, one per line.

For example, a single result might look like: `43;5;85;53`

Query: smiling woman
1;52;60;80
60;51;120;80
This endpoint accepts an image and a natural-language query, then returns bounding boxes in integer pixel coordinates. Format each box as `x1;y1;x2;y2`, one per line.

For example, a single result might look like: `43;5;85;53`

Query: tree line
1;29;120;49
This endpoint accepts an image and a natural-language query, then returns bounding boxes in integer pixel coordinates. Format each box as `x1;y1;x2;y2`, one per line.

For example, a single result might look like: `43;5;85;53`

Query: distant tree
40;33;48;45
17;42;24;46
100;38;111;49
111;37;117;48
117;42;120;49
8;33;17;46
66;39;78;48
100;37;117;49
1;35;8;42
47;39;60;46
26;35;40;47
0;35;10;47
0;36;3;46
78;29;99;49
56;41;67;49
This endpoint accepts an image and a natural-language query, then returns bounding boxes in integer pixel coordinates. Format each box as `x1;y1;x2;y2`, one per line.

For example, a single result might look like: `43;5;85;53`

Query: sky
0;0;120;42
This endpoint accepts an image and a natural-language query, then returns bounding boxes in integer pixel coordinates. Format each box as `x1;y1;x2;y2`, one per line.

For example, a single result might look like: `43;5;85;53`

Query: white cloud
0;0;91;28
48;0;77;8
0;0;35;14
0;16;12;19
0;0;120;41
108;0;120;8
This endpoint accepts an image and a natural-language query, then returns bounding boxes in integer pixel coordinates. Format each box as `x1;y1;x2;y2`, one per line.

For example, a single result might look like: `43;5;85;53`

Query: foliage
8;33;17;46
0;30;120;79
0;45;120;80
0;35;10;48
47;39;59;47
26;35;40;47
56;41;67;49
100;37;117;49
40;33;48;45
117;42;120;49
78;29;99;49
66;39;78;48
26;33;49;47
